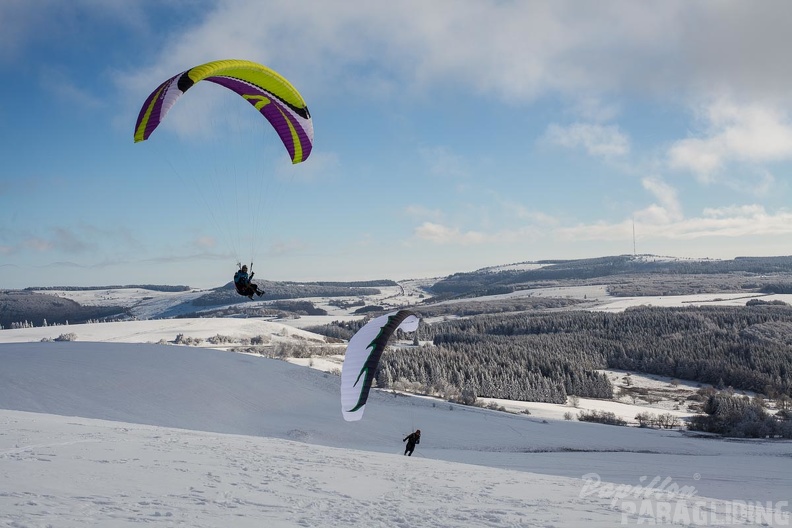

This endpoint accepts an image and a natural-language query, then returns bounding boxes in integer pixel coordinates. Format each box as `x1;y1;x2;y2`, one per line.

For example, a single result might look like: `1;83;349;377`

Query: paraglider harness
234;262;257;297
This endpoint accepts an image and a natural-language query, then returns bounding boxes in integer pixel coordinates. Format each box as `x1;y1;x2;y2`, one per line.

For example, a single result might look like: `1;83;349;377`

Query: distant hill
1;278;400;329
191;280;396;306
0;291;127;328
429;254;792;298
25;285;191;292
6;254;792;328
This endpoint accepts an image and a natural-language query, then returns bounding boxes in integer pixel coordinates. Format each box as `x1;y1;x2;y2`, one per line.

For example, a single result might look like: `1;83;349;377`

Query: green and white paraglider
340;310;419;422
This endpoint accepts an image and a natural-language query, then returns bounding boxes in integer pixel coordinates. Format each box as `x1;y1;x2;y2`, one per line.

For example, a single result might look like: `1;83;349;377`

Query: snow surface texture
2;326;792;527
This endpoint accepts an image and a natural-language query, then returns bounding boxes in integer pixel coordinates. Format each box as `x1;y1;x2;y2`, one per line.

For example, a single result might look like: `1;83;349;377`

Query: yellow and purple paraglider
134;59;313;164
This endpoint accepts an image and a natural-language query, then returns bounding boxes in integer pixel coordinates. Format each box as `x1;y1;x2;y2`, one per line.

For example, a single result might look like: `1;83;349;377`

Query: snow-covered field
0;317;330;348
485;285;792;313
2;318;792;527
588;293;789;313
2;410;631;527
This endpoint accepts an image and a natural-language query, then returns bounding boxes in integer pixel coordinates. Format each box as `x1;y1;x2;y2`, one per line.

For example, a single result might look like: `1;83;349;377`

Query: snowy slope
0;410;651;528
1;337;792;526
0;318;327;347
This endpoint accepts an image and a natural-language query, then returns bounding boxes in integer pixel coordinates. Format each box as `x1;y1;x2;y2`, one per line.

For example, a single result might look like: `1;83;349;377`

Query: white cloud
23;237;53;252
413;222;485;245
514;209;559;226
494;197;559;226
194;236;216;250
566;97;622;123
552;218;629;242
702;204;764;219
404;205;443;220
543;123;629;158
668;99;792;182
664;207;792;239
39;66;104;110
559;205;792;242
13;225;142;258
113;2;779;108
540;177;792;243
638;177;683;223
722;168;776;197
111;2;792;172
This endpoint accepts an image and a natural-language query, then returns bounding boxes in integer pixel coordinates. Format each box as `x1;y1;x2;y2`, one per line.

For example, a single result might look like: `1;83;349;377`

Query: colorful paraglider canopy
134;59;313;164
341;310;420;422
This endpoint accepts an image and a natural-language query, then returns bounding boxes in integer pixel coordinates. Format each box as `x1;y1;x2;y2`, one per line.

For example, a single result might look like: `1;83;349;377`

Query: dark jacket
403;431;421;447
234;270;251;286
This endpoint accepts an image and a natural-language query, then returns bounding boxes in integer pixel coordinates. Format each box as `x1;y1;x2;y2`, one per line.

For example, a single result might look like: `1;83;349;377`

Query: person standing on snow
403;429;421;456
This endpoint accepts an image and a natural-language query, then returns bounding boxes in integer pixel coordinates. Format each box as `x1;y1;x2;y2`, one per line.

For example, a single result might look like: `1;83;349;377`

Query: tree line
0;291;127;329
309;303;792;404
415;305;792;398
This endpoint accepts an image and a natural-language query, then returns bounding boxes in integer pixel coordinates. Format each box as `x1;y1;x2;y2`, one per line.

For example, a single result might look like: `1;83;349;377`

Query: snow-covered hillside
0;318;707;425
27;274;792;330
32;280;431;327
2;324;791;526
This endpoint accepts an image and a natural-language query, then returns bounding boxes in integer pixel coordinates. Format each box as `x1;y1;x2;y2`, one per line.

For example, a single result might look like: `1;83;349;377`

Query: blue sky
4;1;792;289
